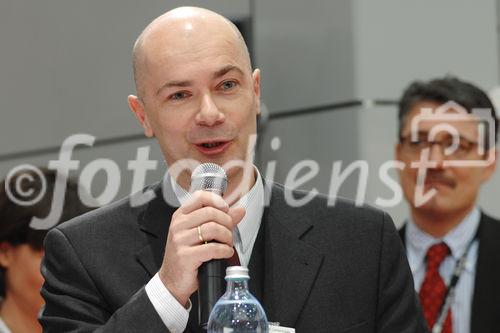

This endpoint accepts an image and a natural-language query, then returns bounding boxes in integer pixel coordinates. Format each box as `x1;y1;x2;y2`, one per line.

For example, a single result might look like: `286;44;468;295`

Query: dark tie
419;242;453;333
227;247;241;266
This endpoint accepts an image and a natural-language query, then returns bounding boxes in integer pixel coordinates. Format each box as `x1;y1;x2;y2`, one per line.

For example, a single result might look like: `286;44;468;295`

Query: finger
180;191;229;214
190;243;235;266
228;207;246;227
188;222;233;246
178;206;233;230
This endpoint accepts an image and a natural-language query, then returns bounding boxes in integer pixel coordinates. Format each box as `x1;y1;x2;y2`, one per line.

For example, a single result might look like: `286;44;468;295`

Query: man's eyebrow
156;80;193;96
213;65;244;79
415;130;477;141
156;65;244;96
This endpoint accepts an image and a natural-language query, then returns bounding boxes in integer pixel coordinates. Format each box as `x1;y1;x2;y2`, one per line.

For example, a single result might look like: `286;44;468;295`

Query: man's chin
412;196;451;215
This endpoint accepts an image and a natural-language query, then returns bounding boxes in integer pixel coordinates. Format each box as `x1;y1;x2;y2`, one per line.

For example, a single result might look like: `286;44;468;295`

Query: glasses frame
398;133;481;160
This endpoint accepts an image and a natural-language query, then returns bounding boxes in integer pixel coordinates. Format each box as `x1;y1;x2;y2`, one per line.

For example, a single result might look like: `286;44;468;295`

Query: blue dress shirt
405;207;480;333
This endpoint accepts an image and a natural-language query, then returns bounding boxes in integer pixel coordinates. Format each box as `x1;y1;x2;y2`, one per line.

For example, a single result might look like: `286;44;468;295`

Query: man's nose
195;93;225;126
428;143;445;168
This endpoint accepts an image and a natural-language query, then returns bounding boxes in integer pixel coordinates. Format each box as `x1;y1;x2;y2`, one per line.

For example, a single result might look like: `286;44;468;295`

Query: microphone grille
191;163;228;195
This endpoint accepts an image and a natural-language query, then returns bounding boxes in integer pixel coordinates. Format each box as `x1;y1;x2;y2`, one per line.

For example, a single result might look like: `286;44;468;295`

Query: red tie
419;242;452;333
227;248;240;267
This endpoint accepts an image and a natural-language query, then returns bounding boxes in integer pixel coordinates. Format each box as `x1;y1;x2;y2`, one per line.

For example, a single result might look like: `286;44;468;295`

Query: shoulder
479;212;500;240
270;181;390;218
481;212;500;227
50;183;159;246
58;194;140;234
269;182;394;237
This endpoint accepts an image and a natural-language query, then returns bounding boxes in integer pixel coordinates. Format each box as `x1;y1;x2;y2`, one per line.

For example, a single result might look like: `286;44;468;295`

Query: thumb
228;207;246;227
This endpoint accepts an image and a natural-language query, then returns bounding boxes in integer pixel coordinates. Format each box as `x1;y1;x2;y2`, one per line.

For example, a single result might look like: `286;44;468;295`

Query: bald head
132;7;252;99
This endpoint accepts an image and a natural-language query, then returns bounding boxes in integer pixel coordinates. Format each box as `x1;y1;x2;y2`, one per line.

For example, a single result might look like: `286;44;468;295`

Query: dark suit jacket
40;182;427;332
399;213;500;333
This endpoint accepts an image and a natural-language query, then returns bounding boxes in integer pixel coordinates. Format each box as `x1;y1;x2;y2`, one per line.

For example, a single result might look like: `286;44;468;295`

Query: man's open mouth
200;142;224;149
194;141;231;155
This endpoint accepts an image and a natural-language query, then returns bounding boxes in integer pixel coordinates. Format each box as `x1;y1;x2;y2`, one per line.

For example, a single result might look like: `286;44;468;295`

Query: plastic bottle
207;266;269;333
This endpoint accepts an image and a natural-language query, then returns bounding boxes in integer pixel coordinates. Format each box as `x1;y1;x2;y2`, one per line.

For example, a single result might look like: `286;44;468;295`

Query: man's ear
0;242;13;268
480;148;498;182
395;142;403;162
252;69;261;115
128;95;154;138
394;142;409;176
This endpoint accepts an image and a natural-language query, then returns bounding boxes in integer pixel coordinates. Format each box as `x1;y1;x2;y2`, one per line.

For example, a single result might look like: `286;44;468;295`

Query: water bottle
207;266;269;333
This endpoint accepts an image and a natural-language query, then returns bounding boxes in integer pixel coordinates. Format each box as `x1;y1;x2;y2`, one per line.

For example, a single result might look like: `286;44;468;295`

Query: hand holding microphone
157;164;245;315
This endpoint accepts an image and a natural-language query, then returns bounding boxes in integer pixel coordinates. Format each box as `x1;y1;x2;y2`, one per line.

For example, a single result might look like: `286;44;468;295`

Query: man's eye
169;91;189;101
220;80;237;90
410;140;429;148
458;140;473;151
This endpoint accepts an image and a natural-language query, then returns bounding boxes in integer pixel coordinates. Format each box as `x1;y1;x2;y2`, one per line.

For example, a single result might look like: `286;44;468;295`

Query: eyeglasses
399;133;481;159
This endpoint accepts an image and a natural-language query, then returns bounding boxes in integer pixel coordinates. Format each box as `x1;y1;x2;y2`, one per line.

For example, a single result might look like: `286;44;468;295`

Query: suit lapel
471;213;500;332
135;240;164;278
398;224;407;247
133;181;325;330
263;184;324;328
135;181;179;278
134;182;203;333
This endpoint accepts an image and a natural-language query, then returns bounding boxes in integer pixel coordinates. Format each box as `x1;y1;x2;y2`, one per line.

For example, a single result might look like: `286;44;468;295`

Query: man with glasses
395;76;500;333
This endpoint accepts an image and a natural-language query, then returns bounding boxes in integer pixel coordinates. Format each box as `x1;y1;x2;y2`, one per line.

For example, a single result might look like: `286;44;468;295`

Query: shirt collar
169;166;264;255
443;208;480;259
406;207;480;273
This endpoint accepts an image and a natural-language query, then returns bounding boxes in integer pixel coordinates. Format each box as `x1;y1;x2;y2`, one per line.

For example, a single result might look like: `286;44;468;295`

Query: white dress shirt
405;207;480;333
145;167;265;332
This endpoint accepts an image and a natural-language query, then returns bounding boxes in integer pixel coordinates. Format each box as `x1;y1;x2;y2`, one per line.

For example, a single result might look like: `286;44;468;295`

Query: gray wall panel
254;1;356;112
0;0;250;155
354;0;500;224
2;0;500;225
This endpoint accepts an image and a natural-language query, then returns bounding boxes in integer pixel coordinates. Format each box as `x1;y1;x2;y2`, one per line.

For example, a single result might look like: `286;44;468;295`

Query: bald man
40;7;426;333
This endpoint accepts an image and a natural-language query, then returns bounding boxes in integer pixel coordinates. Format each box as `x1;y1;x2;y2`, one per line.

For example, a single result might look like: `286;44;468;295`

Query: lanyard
431;229;479;333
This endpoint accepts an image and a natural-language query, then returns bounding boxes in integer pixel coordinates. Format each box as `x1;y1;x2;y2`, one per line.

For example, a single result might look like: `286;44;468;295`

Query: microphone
191;163;228;330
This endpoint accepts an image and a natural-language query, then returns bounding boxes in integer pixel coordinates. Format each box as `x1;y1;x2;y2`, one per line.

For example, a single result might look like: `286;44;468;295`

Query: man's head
395;76;498;220
128;7;261;191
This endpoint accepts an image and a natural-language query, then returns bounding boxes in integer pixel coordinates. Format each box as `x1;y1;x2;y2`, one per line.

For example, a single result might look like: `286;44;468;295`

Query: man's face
129;20;260;186
396;101;497;217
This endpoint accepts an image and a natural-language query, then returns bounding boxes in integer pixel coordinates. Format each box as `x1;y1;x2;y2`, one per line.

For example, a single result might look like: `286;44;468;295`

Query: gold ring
197;225;205;244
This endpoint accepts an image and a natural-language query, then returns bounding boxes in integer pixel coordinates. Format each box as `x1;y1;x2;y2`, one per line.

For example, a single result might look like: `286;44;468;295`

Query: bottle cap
225;266;249;280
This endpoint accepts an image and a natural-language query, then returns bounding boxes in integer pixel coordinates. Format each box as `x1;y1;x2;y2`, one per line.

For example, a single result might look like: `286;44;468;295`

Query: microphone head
191;163;228;195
